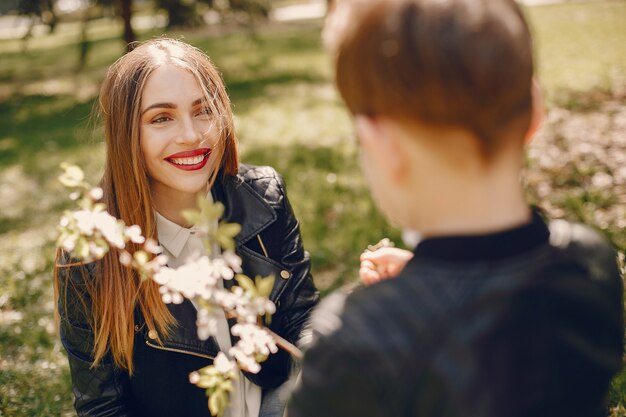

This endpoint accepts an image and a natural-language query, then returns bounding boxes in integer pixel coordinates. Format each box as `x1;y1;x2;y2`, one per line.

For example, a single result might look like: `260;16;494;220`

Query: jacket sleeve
273;174;320;347
57;263;134;417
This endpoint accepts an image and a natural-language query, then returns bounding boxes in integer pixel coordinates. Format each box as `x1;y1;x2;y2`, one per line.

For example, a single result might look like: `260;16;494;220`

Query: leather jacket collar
211;170;277;245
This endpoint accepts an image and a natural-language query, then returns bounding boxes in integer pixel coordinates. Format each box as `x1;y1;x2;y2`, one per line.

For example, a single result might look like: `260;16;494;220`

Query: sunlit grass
527;1;626;100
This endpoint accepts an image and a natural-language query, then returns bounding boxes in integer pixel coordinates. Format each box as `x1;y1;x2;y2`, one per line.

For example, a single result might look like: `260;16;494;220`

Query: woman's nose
175;116;202;146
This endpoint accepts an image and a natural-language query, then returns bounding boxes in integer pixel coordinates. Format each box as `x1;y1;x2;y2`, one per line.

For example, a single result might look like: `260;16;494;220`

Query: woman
55;38;319;417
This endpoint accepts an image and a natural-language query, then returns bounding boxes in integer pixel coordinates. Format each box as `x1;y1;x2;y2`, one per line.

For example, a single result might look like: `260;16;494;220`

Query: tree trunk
119;0;135;52
77;5;92;71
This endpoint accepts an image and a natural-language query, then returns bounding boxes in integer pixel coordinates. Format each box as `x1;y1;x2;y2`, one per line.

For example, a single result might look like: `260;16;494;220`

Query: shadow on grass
226;72;326;106
0;94;96;167
0;33;127;85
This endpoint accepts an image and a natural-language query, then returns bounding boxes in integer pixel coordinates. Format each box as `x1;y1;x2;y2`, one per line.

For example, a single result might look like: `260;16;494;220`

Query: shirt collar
155;211;193;258
155;192;214;258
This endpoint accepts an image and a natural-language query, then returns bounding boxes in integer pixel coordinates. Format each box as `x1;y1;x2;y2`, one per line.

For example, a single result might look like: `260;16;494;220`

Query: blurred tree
228;0;269;18
17;0;58;37
153;0;270;29
117;0;136;50
157;0;201;28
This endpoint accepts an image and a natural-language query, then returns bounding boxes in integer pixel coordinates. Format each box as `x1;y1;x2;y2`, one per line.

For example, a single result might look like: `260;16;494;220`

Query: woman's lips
165;148;211;171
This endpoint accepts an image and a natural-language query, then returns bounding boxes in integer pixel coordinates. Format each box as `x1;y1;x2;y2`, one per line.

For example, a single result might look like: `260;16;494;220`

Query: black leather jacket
58;165;320;417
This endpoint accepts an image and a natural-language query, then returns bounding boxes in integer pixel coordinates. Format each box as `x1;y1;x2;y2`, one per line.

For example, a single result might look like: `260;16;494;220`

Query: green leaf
217;235;235;252
199;198;225;220
94;237;109;251
217;223;241;251
133;250;149;265
219;222;241;238
208;392;221;417
181;209;201;227
208;390;228;417
58;163;85;187
92;203;106;212
75;237;90;259
235;274;257;296
255;275;275;299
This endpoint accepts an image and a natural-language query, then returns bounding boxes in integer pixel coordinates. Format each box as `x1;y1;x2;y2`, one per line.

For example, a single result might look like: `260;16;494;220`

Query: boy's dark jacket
58;165;319;417
289;212;624;417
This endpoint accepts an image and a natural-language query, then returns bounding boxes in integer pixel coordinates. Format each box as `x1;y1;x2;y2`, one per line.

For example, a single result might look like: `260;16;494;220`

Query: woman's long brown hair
54;39;239;373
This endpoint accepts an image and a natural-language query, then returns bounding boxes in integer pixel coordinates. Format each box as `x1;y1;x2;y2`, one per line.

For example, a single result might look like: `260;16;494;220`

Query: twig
266;328;303;360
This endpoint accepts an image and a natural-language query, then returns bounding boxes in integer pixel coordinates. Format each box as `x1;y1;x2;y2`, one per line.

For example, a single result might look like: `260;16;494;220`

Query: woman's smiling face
140;64;220;205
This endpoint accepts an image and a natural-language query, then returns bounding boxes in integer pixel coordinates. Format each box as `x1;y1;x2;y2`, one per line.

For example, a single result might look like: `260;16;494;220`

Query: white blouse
155;201;262;417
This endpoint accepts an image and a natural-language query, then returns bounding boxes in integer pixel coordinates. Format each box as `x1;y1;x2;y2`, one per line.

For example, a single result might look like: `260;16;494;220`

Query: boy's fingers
361;247;413;263
361;247;394;262
359;267;380;285
360;259;373;270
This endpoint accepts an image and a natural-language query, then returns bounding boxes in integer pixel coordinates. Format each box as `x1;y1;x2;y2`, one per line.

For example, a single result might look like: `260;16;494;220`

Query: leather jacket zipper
145;340;215;360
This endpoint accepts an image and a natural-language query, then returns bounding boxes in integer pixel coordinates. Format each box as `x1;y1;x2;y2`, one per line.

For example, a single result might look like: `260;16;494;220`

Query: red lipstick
165;148;211;171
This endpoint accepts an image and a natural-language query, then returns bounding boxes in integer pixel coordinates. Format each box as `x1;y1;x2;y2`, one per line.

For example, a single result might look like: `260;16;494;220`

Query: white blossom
93;212;125;249
229;344;261;374
89;187;104;200
196;308;219;340
152;257;218;303
189;371;200;384
119;251;132;266
144;238;163;254
231;324;278;357
125;225;146;244
214;352;236;374
222;251;242;273
155;254;168;266
59;215;70;228
60;235;77;252
211;258;235;280
73;210;96;235
89;242;107;259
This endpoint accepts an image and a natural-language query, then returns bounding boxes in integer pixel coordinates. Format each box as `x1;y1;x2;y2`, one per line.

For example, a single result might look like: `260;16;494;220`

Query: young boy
287;0;624;416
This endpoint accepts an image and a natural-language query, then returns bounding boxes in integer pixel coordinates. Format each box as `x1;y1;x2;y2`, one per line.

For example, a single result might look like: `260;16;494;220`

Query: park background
0;0;624;415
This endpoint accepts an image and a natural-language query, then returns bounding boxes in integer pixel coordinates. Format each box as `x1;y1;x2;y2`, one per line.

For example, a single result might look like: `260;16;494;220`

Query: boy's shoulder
547;218;621;285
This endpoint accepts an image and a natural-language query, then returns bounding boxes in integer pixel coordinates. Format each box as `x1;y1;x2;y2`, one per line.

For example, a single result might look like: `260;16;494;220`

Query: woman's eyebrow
141;99;207;115
141;102;176;115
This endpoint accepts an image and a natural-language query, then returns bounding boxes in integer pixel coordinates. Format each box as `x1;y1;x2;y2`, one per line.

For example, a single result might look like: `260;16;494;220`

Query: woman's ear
525;78;545;144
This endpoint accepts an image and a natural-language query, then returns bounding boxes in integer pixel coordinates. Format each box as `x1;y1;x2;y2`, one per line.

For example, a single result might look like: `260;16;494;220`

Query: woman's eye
151;115;171;124
196;107;212;117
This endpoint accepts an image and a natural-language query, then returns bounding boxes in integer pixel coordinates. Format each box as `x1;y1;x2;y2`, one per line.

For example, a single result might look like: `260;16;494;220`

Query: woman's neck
151;185;208;227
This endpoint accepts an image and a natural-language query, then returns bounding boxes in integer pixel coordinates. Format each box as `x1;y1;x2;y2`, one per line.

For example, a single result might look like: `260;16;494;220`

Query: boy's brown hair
324;0;534;158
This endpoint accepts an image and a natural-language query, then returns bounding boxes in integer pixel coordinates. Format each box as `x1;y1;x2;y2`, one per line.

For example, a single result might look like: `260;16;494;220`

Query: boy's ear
525;78;544;144
354;115;379;149
355;115;408;183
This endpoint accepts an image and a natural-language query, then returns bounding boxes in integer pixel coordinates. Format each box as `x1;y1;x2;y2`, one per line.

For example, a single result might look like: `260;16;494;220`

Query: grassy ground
0;1;625;415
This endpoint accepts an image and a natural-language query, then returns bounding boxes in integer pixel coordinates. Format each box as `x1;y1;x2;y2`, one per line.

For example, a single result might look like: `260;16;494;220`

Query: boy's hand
359;247;414;286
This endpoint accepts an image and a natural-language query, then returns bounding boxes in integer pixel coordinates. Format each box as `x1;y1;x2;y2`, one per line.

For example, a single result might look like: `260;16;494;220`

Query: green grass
527;1;626;100
0;1;625;415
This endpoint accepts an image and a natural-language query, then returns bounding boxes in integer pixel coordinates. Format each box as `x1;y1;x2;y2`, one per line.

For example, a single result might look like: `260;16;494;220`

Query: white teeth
170;155;205;165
